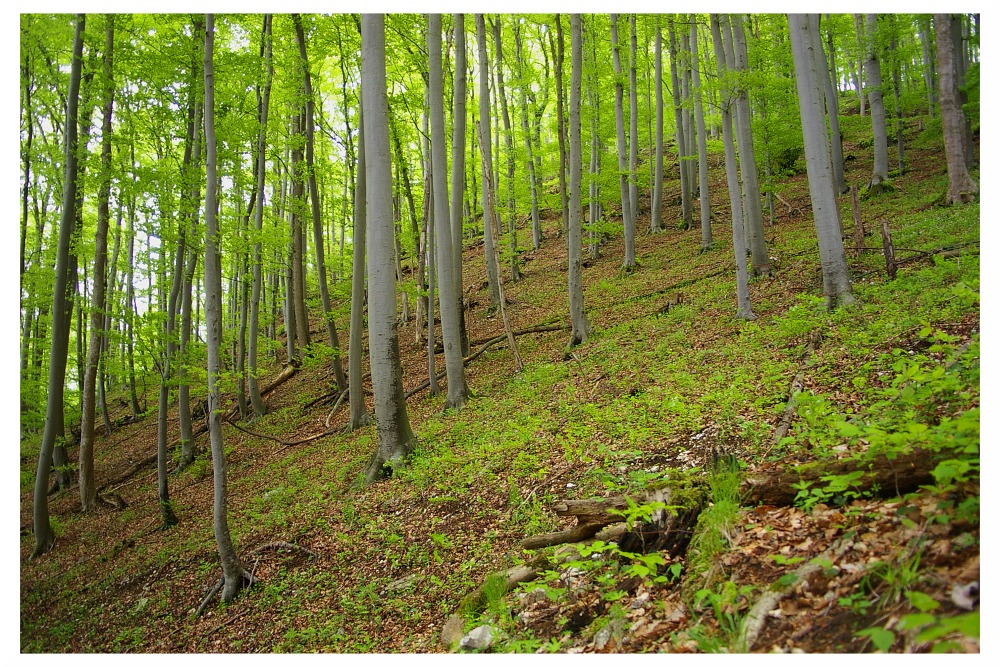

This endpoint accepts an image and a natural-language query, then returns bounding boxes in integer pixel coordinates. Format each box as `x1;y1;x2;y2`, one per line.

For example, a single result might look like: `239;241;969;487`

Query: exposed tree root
246;540;320;559
195;569;258;618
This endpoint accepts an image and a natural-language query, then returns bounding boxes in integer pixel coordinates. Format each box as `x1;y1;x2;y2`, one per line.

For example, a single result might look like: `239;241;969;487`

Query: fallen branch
740;538;854;651
246;540;320;559
520;522;605;550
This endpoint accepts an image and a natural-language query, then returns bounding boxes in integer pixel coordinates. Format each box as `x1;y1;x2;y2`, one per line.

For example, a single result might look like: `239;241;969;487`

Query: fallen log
520;522;604;550
742;447;937;507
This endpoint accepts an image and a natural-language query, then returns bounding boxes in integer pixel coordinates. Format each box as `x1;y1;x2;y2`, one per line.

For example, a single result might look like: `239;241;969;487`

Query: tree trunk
822;18;848;194
361;14;418;485
247;14;273;419
691;18;712;251
32;14;85;559
651;19;664;234
552;15;568;237
492;17;521;283
889;17;906;175
567;14;591;348
628;15;639;221
79;15;115;513
610;14;636;271
429;14;469;411
919;15;937;118
862;14;890;191
476;14;502;312
710;14;755;321
289;111;310;357
668;17;692;231
514;22;541;252
730;14;771;277
789;13;855;311
204;15;254;603
451;14;470;356
934;14;978;204
294;14;347;392
348;108;372;431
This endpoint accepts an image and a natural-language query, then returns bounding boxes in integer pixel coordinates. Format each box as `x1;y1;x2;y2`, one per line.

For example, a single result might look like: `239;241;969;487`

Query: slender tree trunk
628;15;639;221
934;14;978;204
79;15;115;513
889;17;906;175
668;18;692;231
430;14;469;410
294;14;346;391
289;111;310;356
710;14;755;321
360;14;417;485
552;15;568;237
729;14;771;277
822;18;848;194
426;174;439;396
490;17;521;283
247;14;273;418
476;14;502;311
567;14;591;348
514;22;541;252
862;14;890;191
789;14;855;310
204;14;254;603
611;15;636;271
451;14;470;356
691;18;712;251
588;18;602;260
919;16;937;118
348;106;372;430
651;19;664;234
32;14;85;559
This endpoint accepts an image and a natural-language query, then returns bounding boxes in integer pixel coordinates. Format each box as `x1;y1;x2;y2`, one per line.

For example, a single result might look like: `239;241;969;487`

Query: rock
950;581;979;611
441;615;465;650
593;618;625;651
459;624;494;651
385;573;420;593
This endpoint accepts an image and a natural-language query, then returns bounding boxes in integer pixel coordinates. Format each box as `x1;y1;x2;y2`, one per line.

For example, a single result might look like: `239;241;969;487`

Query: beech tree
567;14;591;347
650;19;664;234
361;13;417;484
610;14;636;271
476;14;502;311
203;13;255;604
934;14;978;204
789;13;854;311
861;13;890;192
690;17;711;251
32;14;85;558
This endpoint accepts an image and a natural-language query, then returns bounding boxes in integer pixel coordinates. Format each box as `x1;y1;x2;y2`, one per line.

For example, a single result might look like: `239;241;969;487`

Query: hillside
20;117;979;653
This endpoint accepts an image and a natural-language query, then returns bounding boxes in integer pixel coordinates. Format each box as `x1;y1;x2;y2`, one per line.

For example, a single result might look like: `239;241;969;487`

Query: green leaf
905;591;940;613
856;627;896;652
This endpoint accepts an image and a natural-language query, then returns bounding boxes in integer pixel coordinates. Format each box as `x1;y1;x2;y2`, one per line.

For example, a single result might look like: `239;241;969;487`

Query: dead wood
742;447;937;506
246;541;319;559
739;538;854;651
520;522;605;550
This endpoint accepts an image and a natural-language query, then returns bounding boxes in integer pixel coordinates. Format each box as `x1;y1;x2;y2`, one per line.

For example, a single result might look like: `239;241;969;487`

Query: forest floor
19;116;980;654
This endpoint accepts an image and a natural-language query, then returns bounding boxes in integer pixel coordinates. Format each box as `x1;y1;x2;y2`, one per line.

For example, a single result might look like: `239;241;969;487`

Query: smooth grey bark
587;16;603;259
426;170;439;397
32;13;82;556
294;14;347;391
289;110;311;356
429;14;469;411
934;14;978;204
888;16;906;175
348;107;372;430
204;14;254;603
950;15;973;168
821;17;848;194
680;25;696;222
862;14;890;190
691;18;712;251
710;14;755;321
628;15;639;220
788;14;855;311
667;18;692;231
450;14;470;356
124;180;141;418
475;14;502;311
567;14;591;348
651;20;664;234
551;15;568;236
98;206;121;437
248;14;273;418
361;13;417;485
491;17;521;283
729;14;771;277
852;15;868;117
919;15;937;118
79;15;114;513
610;15;636;271
514;22;541;251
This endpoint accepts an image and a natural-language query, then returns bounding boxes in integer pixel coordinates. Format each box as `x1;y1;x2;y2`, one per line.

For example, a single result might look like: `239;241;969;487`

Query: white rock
459;624;494;651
